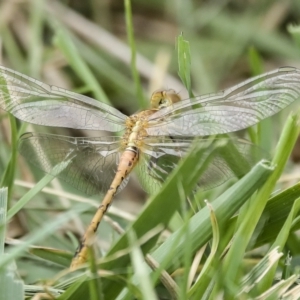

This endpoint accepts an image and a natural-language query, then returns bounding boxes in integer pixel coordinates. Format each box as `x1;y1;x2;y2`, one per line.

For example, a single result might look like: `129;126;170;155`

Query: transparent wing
18;133;128;195
0;66;126;131
137;137;268;193
147;67;300;136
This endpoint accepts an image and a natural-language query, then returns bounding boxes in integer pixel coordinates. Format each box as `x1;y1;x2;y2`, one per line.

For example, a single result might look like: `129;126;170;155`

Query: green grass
1;0;300;299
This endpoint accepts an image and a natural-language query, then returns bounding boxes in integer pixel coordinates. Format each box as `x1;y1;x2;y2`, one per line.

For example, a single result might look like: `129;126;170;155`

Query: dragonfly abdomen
70;146;139;269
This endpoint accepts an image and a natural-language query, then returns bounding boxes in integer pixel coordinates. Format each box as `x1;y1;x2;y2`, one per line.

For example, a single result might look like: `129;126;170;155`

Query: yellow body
70;92;179;269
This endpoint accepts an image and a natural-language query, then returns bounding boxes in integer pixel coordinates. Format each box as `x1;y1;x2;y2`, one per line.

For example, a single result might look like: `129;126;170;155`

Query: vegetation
1;0;300;299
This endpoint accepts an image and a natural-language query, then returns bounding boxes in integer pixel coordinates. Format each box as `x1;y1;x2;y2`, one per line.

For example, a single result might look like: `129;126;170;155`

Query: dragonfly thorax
150;89;181;109
122;110;156;149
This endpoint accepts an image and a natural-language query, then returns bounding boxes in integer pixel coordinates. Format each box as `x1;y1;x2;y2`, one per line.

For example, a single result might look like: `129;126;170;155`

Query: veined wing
18;133;128;195
146;67;300;136
138;137;268;193
0;66;126;131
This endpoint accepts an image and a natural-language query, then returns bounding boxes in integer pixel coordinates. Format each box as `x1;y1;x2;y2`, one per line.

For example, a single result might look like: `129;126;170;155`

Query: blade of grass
247;46;263;146
0;261;24;300
0;203;86;270
71;36;136;97
87;247;103;300
177;33;193;97
128;230;158;300
222;111;300;297
239;247;283;295
217;180;300;255
0;187;8;255
145;254;179;299
118;160;273;300
257;197;300;293
151;160;273;269
254;181;300;247
28;0;44;78
24;285;64;298
255;274;298;299
287;24;300;51
0;28;26;71
188;201;220;299
52;25;110;104
0;74;18;202
29;247;72;267
56;274;90;300
7;160;76;220
282;280;300;299
0;188;24;300
124;0;146;109
44;0;184;90
179;207;193;300
248;46;263;76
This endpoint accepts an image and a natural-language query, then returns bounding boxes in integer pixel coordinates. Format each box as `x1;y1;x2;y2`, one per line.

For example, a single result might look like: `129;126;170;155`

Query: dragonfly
0;65;300;270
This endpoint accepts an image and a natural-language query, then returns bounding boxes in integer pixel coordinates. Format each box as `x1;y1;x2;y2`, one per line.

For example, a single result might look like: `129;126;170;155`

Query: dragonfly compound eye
150;90;164;109
150;89;180;109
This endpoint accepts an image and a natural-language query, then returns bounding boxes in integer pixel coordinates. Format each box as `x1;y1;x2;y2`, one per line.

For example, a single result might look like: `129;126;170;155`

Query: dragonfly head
150;89;181;109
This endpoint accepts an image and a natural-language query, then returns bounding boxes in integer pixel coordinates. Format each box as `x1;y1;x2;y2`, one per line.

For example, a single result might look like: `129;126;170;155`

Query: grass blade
52;26;110;104
128;230;158;300
177;33;193;97
124;0;146;109
0;188;24;300
222;111;300;297
114;159;273;299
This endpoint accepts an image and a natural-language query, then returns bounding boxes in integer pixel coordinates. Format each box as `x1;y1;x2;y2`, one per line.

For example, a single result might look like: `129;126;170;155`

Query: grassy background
1;0;300;299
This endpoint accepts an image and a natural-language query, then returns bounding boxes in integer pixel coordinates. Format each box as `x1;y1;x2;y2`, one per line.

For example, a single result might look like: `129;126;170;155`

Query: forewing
138;137;268;192
0;66;126;131
147;67;300;136
18;133;126;195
